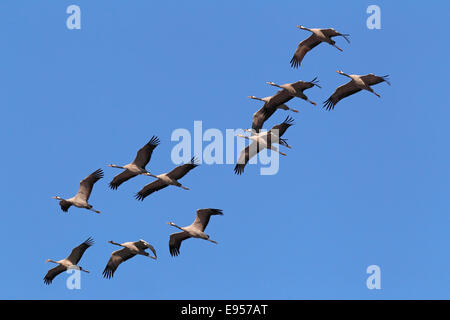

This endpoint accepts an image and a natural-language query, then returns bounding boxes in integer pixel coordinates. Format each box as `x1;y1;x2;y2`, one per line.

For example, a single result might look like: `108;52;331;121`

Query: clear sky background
0;1;448;299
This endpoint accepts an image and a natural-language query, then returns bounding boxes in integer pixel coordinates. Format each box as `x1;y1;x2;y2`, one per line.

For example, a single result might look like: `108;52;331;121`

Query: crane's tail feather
310;76;321;88
341;33;351;43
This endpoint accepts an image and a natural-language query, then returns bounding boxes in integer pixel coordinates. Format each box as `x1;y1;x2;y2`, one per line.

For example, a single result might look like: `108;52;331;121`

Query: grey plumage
103;240;157;279
168;209;223;257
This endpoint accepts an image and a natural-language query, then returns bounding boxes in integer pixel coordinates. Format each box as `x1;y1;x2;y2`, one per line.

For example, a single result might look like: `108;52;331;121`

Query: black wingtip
290;56;300;69
169;247;180;257
211;208;224;215
323;98;335;111
282;115;295;126
234;164;245;175
84;237;94;247
134;192;145;201
93;168;104;178
109;182;119;190
102;268;114;279
190;156;200;166
149;135;161;147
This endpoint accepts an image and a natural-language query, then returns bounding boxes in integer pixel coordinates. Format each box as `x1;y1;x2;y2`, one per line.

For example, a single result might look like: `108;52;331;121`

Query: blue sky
0;1;449;299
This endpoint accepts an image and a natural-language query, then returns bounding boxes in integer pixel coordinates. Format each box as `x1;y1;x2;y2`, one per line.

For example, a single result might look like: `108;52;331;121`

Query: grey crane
44;237;93;285
290;26;350;68
102;239;157;279
266;77;321;106
108;136;160;189
135;157;199;201
234;116;294;175
249;89;298;133
52;169;103;213
324;70;390;111
168;208;223;257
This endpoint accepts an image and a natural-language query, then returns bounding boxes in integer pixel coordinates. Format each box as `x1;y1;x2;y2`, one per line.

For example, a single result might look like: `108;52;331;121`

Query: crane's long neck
298;26;311;32
145;173;159;179
109;241;123;247
108;164;124;169
236;134;251;141
267;82;282;89
46;259;59;264
169;223;184;231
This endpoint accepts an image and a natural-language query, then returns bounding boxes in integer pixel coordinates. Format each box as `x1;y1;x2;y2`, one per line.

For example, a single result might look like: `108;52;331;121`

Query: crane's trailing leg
307;99;317;106
366;87;381;98
270;145;287;156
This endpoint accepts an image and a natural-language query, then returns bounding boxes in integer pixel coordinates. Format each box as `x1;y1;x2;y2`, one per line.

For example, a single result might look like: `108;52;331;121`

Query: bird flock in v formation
44;25;390;285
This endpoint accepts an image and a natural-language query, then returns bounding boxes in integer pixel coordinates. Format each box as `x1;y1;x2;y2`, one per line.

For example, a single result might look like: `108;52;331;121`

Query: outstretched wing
44;265;66;285
321;28;350;43
290;77;321;92
252;104;276;132
323;81;361;111
59;200;72;212
169;231;191;257
360;74;390;86
102;248;136;279
109;169;138;190
191;208;223;232
66;237;94;265
234;141;261;175
269;116;295;138
132;136;160;168
135;179;168;201
290;35;321;68
134;240;157;259
76;169;104;201
251;90;292;133
266;89;294;109
166;157;199;180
